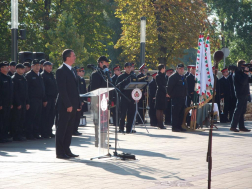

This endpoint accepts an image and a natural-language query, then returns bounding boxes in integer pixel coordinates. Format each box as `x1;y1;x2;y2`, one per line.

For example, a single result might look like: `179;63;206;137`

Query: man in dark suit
164;69;174;125
149;72;158;126
55;49;81;159
8;61;16;76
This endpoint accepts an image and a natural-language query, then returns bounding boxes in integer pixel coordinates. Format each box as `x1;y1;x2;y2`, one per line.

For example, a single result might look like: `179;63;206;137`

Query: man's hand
166;94;170;98
0;106;2;110
17;105;22;110
43;102;48;107
67;106;73;112
77;108;81;112
81;102;84;106
11;105;13;109
26;104;30;110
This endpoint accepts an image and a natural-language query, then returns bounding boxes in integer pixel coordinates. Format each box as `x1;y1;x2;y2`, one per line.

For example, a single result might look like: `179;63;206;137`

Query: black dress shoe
118;130;125;133
56;154;70;159
230;128;239;132
158;126;166;129
66;153;79;157
50;134;55;138
180;128;187;132
172;129;181;132
72;131;82;136
239;128;251;132
34;135;43;139
26;135;36;140
41;135;50;139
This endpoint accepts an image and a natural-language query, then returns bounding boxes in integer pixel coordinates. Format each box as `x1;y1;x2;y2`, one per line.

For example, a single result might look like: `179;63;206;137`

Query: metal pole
11;0;18;63
140;17;146;67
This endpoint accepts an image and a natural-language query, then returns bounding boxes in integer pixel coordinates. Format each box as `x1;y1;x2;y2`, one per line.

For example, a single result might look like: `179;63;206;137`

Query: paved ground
0;113;252;189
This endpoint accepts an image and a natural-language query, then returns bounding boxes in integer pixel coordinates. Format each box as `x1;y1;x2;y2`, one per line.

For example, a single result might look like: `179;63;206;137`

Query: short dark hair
158;64;165;71
237;59;245;68
62;49;73;62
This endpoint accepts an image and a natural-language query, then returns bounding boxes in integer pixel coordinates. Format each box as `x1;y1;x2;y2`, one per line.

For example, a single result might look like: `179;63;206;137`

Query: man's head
24;62;31;73
237;59;246;69
31;59;41;74
0;62;9;75
124;62;132;74
190;65;196;75
40;59;46;70
152;72;157;80
221;68;229;77
131;63;135;72
97;56;110;69
43;61;53;73
76;67;85;77
139;64;147;74
186;65;191;73
166;69;174;77
62;49;76;66
176;63;184;75
9;61;16;73
16;63;25;75
158;64;165;73
113;65;121;76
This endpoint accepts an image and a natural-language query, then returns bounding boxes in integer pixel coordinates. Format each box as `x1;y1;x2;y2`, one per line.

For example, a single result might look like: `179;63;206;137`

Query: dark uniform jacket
41;70;58;100
90;67;107;91
25;70;46;101
155;72;167;110
8;71;14;77
167;72;187;99
137;73;147;98
77;76;88;112
233;69;252;98
111;74;118;86
0;72;13;107
12;73;29;106
186;73;195;104
116;72;138;102
149;79;157;100
219;76;231;99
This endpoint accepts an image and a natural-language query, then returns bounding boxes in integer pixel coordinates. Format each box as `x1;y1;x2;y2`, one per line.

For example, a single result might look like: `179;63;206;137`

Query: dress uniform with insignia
116;62;138;133
0;62;13;142
39;59;45;73
41;61;58;138
184;65;191;77
148;72;158;126
8;61;16;77
24;62;31;74
11;63;29;141
228;69;236;121
164;69;174;125
219;68;231;123
167;63;187;132
25;59;46;139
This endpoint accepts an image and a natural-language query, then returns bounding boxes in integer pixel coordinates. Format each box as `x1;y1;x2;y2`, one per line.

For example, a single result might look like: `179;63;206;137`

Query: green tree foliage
114;0;213;68
205;0;252;66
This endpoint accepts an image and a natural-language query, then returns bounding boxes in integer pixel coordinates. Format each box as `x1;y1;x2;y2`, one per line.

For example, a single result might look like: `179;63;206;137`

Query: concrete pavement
0;113;252;189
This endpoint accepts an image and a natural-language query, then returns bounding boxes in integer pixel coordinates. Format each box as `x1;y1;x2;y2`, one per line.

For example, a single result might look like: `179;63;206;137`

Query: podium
80;88;114;158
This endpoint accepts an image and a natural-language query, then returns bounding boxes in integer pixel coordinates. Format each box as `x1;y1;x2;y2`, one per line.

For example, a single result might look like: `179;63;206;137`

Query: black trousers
229;97;237;122
56;106;77;155
172;98;185;130
137;98;146;123
165;98;172;124
220;96;230;122
42;97;56;136
11;103;26;138
110;107;116;126
231;95;247;129
119;98;136;132
73;110;81;133
25;98;42;137
149;99;157;126
0;105;11;139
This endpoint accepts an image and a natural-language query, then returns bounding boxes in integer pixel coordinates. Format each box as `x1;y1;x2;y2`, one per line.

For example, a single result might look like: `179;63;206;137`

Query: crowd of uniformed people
1;56;251;144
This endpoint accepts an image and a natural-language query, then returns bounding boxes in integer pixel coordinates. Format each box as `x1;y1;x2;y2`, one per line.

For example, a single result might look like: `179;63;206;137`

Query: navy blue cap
124;62;132;67
97;56;110;63
32;59;40;65
23;62;31;67
39;59;46;64
43;61;52;66
177;63;184;68
16;63;25;69
9;61;16;66
0;61;9;67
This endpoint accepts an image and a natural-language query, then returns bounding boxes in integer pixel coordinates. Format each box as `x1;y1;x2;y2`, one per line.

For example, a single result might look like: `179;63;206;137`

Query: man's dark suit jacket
55;63;80;156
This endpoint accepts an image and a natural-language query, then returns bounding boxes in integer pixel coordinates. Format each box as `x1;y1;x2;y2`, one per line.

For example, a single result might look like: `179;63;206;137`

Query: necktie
71;68;76;78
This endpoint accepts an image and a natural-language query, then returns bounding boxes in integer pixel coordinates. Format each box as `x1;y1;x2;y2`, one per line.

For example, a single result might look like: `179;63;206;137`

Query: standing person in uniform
8;61;16;76
149;72;158;126
23;62;31;74
219;68;231;123
73;66;88;136
167;63;187;132
111;65;121;126
55;49;81;159
0;62;13;143
228;66;237;121
185;65;191;77
212;66;220;119
39;59;45;73
155;64;167;129
230;60;251;132
25;59;46;139
186;65;196;126
11;63;29;141
164;69;174;125
137;64;148;124
116;62;138;133
41;61;58;138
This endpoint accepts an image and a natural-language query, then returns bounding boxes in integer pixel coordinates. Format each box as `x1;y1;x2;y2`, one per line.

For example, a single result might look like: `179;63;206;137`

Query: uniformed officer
41;61;58;138
8;61;16;76
116;62;138;133
23;62;31;74
167;63;187;132
39;59;46;73
212;66;220;115
90;56;112;146
73;66;88;136
149;72;158;126
0;62;13;142
186;65;196;126
11;63;29;141
111;65;121;126
185;65;191;77
228;67;237;121
164;69;174;125
136;64;148;124
25;59;46;139
219;68;231;123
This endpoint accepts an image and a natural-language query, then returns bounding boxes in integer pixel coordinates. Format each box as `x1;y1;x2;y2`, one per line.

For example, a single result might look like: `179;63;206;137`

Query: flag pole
207;50;224;189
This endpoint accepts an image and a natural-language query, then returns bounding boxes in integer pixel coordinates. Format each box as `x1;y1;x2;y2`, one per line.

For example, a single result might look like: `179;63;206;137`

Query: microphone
87;64;96;69
103;65;112;82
